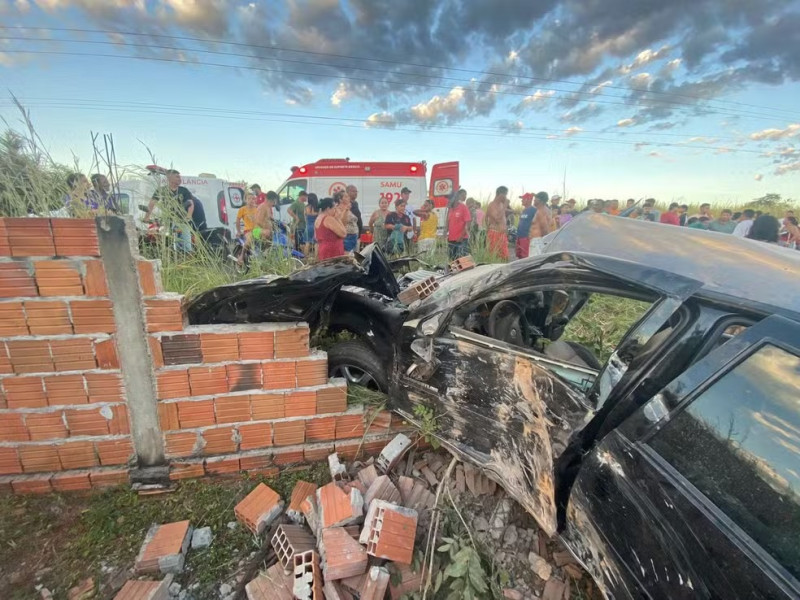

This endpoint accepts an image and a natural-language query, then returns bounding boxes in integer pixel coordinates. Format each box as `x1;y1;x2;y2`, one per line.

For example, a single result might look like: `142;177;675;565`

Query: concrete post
96;216;166;474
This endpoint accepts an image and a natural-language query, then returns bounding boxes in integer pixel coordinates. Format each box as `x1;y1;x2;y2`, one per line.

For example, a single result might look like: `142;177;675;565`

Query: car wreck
187;213;800;599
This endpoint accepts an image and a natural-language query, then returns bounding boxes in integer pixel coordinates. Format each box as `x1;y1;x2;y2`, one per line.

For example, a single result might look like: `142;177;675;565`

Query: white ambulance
118;166;246;240
273;159;459;237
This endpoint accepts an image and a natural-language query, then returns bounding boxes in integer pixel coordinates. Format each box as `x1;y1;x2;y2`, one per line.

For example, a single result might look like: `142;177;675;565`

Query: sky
1;0;799;204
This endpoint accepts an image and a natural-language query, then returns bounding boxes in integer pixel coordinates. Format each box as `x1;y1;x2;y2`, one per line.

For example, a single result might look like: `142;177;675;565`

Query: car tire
327;340;389;392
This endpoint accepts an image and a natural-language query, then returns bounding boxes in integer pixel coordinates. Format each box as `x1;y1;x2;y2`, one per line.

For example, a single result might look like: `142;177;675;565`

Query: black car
187;214;800;599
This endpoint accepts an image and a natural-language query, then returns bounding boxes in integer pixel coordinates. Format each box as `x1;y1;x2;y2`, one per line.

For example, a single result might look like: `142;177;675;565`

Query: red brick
169;461;204;480
144;298;184;333
93;338;120;369
368;410;392;432
304;445;333;463
6;340;54;374
95;438;133;466
275;327;309;358
0;344;11;375
273;448;304;465
83;259;108;296
288;480;319;514
27;411;69;440
11;475;53;494
0;447;22;475
321;526;368;580
34;260;84;296
273;420;305;446
285;390;316;418
188;365;228;396
0;262;37;298
108;405;130;435
235;483;282;534
226;363;262;392
3;375;47;408
305;416;337;442
165;431;198;457
263;361;296;390
239;422;273;450
200;333;238;363
51;472;92;492
6;218;55;257
239;454;275;472
58;441;98;469
160;333;202;366
23;300;71;334
148;336;164;368
317;385;347;414
0;301;28;335
70;299;115;334
318;481;361;528
50;338;97;371
205;456;240;476
136;260;161;296
0;412;29;441
215;394;251;424
89;468;129;488
51;218;99;256
65;408;110;436
176;399;215;428
44;374;88;405
19;445;61;472
250;392;285;420
135;520;193;574
85;372;124;403
202;426;237;455
158;402;180;431
245;564;294;599
297;357;328;387
156;370;190;400
364;502;418;564
0;220;9;257
336;414;366;440
335;440;363;462
238;331;275;360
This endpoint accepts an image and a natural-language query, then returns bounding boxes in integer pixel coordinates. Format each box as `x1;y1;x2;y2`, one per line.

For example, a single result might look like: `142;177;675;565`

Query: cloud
754;174;763;181
750;124;800;141
617;118;636;127
775;160;800;176
629;72;652;87
560;103;602;123
619;45;670;74
589;80;612;94
498;119;524;134
564;126;582;137
365;111;396;129
523;89;556;104
648;151;661;157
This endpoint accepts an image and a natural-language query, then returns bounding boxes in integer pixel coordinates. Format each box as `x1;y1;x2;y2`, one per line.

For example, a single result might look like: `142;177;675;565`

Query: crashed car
188;213;800;599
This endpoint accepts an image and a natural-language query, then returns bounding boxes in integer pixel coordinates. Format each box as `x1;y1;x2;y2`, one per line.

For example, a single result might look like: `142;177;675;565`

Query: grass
0;466;331;600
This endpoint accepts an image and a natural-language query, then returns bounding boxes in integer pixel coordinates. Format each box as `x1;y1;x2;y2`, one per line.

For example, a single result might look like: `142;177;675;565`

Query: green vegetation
0;466;331;600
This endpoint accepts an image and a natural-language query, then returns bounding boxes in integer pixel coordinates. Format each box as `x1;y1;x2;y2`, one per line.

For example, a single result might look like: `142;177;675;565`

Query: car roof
545;213;800;315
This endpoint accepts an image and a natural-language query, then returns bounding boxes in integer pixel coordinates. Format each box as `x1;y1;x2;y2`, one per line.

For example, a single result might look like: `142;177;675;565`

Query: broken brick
364;474;402;507
272;524;316;574
135;520;192;575
245;563;294;600
542;578;567;600
292;550;323;600
361;500;417;564
357;464;379;489
317;481;363;528
328;452;348;482
235;483;284;535
360;566;391;600
287;480;318;522
397;276;439;305
113;577;171;600
320;526;368;581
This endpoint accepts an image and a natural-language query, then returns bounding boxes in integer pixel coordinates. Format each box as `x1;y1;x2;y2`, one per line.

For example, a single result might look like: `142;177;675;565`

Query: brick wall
0;217;401;494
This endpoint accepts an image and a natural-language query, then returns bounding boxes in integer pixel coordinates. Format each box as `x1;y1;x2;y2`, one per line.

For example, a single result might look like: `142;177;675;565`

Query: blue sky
1;0;799;204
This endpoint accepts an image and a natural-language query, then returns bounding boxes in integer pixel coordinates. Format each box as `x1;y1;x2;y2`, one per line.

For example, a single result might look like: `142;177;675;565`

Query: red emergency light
410;165;418;173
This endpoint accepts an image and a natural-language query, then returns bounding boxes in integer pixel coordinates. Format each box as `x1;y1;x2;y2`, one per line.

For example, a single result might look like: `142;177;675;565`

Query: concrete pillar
96;216;166;471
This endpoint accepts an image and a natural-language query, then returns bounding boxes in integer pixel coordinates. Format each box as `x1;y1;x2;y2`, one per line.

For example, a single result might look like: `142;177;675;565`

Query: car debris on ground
110;433;595;600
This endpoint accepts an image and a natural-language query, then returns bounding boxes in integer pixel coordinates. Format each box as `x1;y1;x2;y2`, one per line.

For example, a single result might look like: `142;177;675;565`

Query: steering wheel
487;300;532;347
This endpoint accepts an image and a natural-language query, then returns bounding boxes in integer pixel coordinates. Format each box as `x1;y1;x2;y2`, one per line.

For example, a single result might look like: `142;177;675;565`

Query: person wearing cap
529;191;552;255
447;189;471;259
515;192;537;259
486;186;510;261
400;187;417;241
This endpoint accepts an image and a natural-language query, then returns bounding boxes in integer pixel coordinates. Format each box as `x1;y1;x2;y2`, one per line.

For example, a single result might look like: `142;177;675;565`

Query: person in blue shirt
515;192;537;259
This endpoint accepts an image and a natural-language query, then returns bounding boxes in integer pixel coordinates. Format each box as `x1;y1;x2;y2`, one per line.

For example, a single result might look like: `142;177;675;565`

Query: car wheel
327;340;388;392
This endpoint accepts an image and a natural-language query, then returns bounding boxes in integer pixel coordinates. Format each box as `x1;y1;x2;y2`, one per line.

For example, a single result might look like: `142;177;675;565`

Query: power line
2;96;748;143
1;47;788;125
0;97;764;155
3;25;799;120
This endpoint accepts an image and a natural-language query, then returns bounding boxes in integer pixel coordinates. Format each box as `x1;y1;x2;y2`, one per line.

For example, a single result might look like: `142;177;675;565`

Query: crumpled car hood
186;244;399;328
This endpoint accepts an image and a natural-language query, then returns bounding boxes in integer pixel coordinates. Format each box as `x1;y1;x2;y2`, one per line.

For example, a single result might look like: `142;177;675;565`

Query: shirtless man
528;191;552;255
486;186;510;260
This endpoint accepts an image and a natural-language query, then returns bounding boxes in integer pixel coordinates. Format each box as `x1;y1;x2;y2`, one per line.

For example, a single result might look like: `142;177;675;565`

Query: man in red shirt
250;184;267;206
660;202;681;226
447;189;472;259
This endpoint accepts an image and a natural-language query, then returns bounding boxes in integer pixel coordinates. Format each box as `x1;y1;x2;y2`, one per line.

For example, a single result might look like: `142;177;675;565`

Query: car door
389;262;701;536
563;314;800;599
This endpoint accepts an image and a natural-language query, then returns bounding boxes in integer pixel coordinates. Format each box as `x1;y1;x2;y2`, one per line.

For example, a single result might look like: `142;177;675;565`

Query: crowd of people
59;168;800;264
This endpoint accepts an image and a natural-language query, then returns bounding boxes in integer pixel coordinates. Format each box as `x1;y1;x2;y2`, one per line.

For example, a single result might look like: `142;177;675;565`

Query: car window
279;179;307;204
648;344;800;580
228;186;244;209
